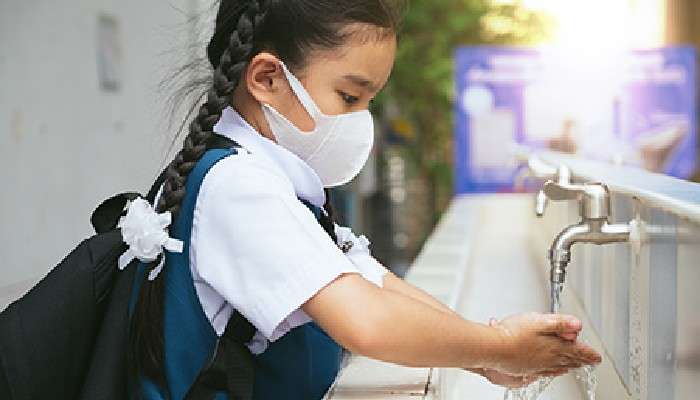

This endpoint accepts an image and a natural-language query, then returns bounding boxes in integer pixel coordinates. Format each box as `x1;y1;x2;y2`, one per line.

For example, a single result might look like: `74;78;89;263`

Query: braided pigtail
157;2;265;218
130;0;268;384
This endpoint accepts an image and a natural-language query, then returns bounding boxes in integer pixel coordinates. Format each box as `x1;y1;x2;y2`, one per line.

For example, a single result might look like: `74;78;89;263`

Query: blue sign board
454;46;697;193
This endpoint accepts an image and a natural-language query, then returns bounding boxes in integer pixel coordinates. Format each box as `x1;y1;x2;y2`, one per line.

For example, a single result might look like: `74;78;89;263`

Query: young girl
126;1;601;398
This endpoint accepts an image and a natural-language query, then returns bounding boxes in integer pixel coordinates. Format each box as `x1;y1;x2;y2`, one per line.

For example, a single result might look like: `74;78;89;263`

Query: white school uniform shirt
156;106;388;355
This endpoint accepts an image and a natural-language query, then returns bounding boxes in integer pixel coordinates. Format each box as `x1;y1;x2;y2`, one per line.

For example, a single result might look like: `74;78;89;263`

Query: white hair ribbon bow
335;225;371;255
117;198;183;280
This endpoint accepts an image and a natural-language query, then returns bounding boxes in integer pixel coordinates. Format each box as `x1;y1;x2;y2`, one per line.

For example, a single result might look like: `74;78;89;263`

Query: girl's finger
538;314;582;335
539;368;569;378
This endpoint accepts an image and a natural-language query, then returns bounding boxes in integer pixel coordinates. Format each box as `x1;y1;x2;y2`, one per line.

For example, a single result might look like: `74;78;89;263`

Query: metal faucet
542;180;631;286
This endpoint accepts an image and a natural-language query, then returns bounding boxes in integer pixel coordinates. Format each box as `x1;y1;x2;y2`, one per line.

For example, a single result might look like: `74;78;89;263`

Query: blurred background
1;0;699;294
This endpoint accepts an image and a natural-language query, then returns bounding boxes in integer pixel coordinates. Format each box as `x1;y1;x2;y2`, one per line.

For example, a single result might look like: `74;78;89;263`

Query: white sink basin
440;195;584;399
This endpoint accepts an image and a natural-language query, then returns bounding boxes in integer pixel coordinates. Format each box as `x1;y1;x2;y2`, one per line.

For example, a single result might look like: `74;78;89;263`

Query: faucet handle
543;181;611;220
543;180;586;200
534;165;571;218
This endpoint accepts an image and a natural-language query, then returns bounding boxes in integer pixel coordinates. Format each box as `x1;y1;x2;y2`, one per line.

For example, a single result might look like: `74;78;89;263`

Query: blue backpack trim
130;147;343;400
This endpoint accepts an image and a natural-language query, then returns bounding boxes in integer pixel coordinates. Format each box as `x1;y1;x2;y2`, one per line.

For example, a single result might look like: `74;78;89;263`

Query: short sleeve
191;154;360;340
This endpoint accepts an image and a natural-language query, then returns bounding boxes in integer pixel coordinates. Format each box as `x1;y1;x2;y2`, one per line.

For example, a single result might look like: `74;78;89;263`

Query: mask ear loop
278;61;322;119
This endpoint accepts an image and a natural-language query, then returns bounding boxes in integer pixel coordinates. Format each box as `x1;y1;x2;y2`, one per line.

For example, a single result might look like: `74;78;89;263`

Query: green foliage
380;0;550;217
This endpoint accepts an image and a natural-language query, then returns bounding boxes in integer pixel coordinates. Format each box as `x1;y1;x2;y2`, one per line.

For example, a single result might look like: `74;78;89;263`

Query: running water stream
503;283;598;400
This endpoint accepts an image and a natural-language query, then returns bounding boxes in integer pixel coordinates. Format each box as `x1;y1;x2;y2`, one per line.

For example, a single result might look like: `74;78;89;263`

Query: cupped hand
468;365;571;389
475;318;571;387
479;368;538;389
489;316;578;343
489;312;601;376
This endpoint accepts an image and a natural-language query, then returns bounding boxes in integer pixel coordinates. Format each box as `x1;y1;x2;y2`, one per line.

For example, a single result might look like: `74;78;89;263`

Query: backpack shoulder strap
179;142;256;400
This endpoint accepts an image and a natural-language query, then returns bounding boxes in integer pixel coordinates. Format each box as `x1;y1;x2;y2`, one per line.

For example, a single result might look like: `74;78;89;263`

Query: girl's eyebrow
343;74;379;92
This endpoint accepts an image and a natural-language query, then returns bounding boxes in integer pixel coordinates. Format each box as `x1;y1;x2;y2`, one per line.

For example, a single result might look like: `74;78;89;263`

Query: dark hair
130;0;405;387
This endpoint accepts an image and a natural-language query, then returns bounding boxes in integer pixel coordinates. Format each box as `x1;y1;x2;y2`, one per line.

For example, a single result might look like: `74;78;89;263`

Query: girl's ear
245;52;285;105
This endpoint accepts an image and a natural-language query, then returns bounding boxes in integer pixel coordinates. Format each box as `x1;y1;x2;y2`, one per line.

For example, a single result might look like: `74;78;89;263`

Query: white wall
0;0;214;307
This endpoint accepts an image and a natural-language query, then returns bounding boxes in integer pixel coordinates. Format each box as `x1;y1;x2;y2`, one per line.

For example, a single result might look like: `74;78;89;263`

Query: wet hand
477;368;538;389
484;318;572;384
489;312;601;376
467;365;570;389
489;317;577;343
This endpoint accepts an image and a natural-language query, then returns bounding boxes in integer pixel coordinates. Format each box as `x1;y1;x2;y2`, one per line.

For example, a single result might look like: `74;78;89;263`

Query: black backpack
0;135;257;400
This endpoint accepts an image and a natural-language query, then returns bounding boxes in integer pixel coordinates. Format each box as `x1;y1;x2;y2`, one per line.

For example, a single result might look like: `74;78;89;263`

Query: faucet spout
540;179;632;288
548;219;631;284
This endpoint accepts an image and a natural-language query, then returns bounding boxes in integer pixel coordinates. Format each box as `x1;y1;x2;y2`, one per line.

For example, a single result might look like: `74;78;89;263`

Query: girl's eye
339;91;360;105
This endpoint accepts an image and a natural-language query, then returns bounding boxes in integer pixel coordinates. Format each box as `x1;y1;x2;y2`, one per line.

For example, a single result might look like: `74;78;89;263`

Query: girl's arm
382;271;459;316
302;273;600;376
382;273;568;384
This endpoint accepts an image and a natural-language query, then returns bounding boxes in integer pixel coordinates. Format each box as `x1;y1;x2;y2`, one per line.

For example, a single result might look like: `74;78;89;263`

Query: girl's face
243;28;397;135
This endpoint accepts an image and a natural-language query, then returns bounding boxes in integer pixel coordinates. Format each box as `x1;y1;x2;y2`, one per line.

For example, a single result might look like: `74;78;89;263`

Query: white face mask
261;61;375;187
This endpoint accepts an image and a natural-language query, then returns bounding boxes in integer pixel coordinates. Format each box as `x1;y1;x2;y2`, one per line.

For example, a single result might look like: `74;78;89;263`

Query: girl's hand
470;319;570;388
468;365;572;389
490;317;577;342
470;368;538;389
489;312;601;376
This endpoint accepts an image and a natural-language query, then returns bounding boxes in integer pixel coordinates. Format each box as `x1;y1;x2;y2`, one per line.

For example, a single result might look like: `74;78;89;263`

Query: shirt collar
213;106;327;207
